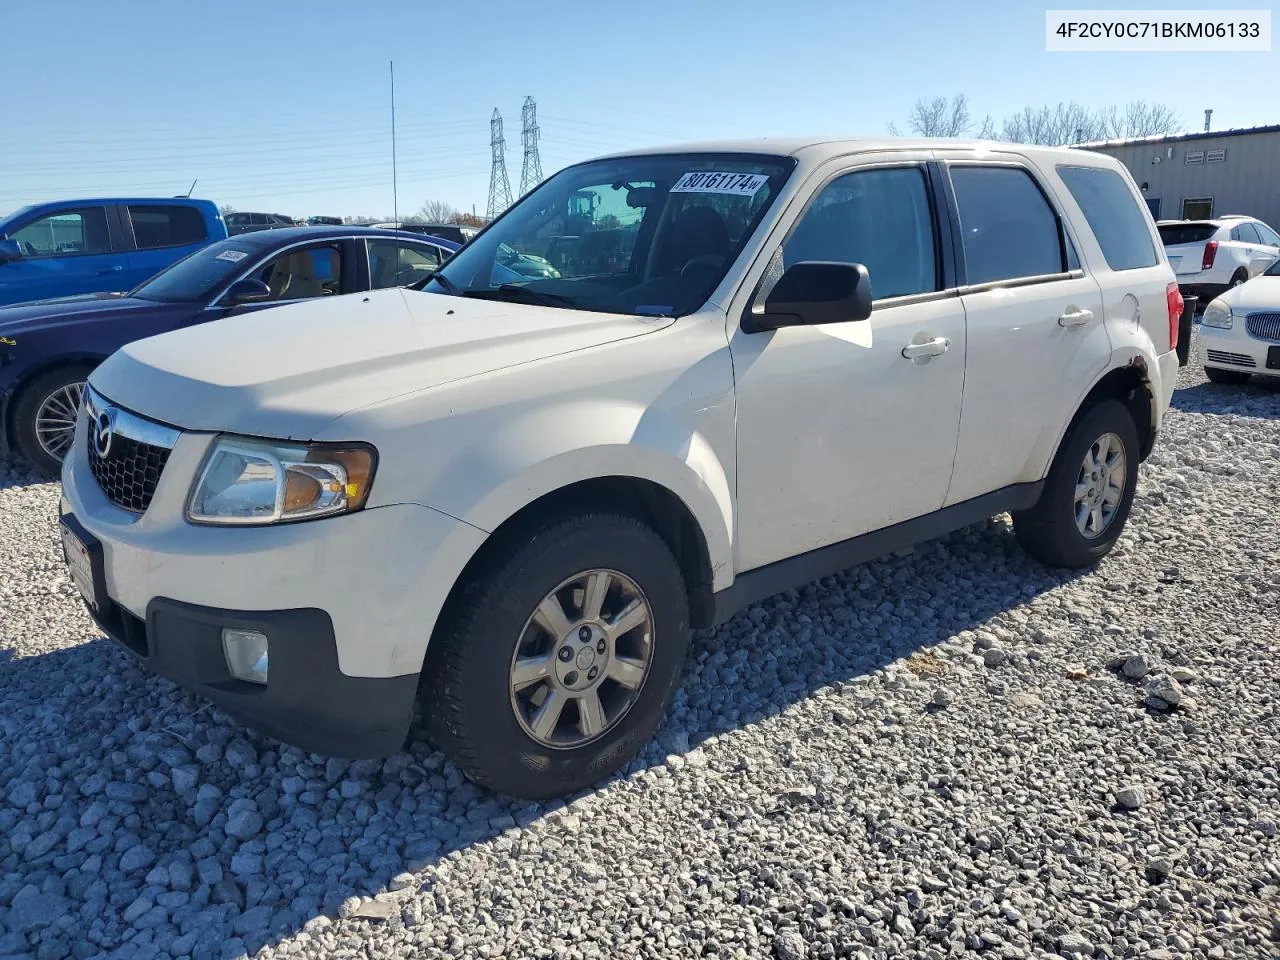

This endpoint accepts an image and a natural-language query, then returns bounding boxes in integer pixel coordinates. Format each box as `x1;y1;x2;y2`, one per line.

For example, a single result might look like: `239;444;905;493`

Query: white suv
1158;215;1280;304
59;139;1182;799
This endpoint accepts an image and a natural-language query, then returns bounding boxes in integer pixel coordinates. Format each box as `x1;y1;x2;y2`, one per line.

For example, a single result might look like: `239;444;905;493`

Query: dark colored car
225;212;300;236
307;216;345;226
373;222;471;245
0;227;458;472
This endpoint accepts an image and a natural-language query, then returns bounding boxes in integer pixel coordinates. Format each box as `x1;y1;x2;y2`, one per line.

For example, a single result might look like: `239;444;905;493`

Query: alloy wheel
1074;431;1126;539
34;381;85;463
508;568;654;749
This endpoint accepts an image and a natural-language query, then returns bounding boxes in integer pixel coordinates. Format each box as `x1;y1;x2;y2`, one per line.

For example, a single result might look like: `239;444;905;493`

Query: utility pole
486;109;514;218
519;96;543;196
390;61;399;226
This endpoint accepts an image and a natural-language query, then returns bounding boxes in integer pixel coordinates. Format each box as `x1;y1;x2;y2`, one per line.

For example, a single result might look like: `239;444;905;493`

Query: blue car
0;198;229;307
0;226;458;472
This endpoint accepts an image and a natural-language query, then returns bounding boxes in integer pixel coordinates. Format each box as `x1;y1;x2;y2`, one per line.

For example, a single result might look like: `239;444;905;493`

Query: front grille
1245;312;1280;342
1206;349;1257;368
84;387;181;514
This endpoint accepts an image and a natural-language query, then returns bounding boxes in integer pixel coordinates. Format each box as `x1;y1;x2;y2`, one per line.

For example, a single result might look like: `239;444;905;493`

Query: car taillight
1202;240;1218;270
1167;282;1184;351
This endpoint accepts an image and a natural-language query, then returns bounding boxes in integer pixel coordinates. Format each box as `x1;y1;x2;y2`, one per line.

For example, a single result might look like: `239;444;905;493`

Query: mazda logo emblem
93;408;116;459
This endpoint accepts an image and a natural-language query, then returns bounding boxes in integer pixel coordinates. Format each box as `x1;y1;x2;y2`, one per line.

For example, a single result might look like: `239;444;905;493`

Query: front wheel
13;366;93;476
1013;399;1140;569
420;512;691;800
1205;366;1251;385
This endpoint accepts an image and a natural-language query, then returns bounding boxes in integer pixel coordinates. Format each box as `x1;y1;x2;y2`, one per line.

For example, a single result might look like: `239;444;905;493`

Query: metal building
1076;124;1280;228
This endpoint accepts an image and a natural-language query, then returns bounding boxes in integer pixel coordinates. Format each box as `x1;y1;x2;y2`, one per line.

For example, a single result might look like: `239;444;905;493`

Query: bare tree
219;204;237;216
416;200;459;224
896;96;1180;145
893;95;973;137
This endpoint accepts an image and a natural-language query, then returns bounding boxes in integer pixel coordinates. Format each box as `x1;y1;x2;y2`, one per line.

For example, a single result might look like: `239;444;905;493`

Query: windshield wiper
464;284;579;309
427;272;462;296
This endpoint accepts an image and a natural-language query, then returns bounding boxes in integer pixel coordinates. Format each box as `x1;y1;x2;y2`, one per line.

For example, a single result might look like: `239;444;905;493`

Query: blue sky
2;0;1274;219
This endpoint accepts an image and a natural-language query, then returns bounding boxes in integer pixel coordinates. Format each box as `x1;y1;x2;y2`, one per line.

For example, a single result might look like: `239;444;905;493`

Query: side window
368;240;441;289
1255;223;1280;246
250;213;268;226
950;166;1063;284
1055;165;1158;271
128;205;207;249
1235;222;1261;244
9;207;111;258
249;244;342;301
781;166;938;300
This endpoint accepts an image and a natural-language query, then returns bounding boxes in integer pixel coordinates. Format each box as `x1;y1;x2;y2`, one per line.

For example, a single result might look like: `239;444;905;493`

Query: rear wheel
1013;399;1139;569
1230;269;1248;289
13;365;93;475
420;512;691;800
1205;366;1251;385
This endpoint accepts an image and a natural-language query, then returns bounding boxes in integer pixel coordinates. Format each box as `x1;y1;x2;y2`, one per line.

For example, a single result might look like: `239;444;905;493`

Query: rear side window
1232;222;1261;243
949;166;1063;284
1157;223;1219;246
128;205;207;249
1056;165;1157;271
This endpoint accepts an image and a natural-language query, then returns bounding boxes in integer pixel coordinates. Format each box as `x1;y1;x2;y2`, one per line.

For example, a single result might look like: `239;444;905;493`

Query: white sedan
1198;258;1280;384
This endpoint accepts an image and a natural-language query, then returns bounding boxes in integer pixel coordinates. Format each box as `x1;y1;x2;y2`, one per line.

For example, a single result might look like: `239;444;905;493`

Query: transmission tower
519;96;543;196
486;108;514;218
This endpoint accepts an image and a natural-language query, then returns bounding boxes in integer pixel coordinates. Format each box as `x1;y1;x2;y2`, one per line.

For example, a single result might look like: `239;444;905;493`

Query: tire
12;365;94;476
1013;399;1140;570
420;512;691;800
1205;367;1251;385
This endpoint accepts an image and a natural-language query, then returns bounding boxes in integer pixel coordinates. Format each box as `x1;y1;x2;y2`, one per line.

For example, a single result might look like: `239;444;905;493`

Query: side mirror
742;261;873;334
224;278;271;306
0;239;23;264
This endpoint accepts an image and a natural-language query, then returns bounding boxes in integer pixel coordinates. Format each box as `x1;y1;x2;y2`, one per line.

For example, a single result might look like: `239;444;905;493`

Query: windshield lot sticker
670;172;769;196
215;250;249;262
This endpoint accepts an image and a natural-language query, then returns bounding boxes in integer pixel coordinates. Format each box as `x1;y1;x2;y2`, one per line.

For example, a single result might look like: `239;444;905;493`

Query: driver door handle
901;337;950;359
1058;307;1093;327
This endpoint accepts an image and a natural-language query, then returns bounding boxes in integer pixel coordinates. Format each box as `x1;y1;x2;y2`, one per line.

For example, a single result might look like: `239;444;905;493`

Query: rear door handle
1058;308;1093;327
902;337;950;360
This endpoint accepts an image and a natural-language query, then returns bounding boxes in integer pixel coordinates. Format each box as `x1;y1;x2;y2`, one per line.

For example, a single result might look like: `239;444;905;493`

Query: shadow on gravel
0;517;1090;959
0;454;55;494
1170;377;1280;417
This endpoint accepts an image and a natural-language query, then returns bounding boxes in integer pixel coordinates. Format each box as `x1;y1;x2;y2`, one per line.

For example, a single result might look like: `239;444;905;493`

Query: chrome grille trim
1244;312;1280;343
84;386;181;450
83;386;181;514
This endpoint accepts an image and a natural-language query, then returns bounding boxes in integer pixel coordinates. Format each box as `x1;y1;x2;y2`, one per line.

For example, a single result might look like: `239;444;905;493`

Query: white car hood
1217;275;1280;311
90;288;672;439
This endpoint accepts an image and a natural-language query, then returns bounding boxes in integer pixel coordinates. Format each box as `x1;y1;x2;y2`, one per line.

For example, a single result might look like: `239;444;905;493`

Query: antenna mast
390;61;399;225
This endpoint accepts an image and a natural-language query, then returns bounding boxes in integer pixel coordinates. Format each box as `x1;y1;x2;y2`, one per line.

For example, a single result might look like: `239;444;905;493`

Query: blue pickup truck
0;198;226;306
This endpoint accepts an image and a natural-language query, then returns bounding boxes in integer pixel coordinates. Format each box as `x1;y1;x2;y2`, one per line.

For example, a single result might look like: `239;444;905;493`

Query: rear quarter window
128;204;208;249
1056;165;1157;271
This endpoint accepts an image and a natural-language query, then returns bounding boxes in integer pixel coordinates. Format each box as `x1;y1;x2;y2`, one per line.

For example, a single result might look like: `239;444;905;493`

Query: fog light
222;628;269;684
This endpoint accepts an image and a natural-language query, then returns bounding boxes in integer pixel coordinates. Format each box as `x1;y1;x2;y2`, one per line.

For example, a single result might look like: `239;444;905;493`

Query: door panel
733;299;967;571
731;160;965;573
946;275;1107;505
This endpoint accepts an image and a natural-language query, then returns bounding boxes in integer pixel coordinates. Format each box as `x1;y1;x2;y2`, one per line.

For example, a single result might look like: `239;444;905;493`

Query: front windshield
427;153;795;317
131;238;262;303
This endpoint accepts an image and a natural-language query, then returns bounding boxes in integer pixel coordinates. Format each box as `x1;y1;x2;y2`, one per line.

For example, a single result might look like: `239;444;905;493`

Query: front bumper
1197;322;1279;373
68;538;419;758
59;411;489;758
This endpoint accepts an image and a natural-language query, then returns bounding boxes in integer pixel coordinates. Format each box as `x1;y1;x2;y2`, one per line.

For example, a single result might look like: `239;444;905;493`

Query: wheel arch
1053;359;1158;470
3;354;103;448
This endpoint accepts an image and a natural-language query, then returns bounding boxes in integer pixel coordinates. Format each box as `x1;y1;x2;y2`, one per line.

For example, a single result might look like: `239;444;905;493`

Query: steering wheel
680;254;726;278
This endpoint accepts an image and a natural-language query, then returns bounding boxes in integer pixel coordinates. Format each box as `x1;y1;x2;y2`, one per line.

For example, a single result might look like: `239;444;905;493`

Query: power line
486;108;513;218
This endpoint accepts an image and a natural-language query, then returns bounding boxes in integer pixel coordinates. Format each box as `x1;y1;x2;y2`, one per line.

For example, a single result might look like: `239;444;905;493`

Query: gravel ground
1;345;1278;960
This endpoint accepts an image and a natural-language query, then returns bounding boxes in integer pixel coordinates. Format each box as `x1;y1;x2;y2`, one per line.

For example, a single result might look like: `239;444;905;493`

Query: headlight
187;436;376;525
1201;300;1233;329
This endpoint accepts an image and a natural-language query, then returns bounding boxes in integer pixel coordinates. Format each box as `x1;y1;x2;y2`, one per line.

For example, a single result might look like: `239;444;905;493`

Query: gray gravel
1;346;1278;960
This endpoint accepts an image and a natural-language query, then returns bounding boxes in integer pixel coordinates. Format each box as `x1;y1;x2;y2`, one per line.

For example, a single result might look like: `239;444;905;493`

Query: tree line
889;95;1181;145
